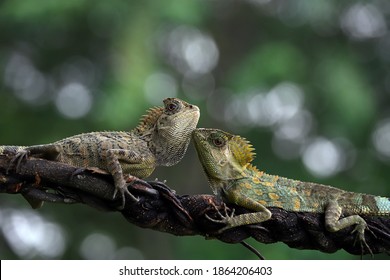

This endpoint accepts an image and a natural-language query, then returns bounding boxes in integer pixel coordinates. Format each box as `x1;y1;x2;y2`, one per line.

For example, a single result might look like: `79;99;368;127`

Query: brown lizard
193;128;390;254
1;98;200;208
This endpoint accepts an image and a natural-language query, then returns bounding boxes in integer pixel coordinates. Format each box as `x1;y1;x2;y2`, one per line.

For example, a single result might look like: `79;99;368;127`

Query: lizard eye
210;134;226;147
164;99;180;114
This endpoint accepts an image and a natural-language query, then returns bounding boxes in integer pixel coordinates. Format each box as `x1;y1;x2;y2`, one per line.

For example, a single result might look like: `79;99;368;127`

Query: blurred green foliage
1;0;390;260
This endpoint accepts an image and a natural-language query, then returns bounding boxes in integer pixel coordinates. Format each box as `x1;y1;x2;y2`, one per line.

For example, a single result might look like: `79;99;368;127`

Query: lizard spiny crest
230;135;256;167
135;106;164;135
206;130;256;167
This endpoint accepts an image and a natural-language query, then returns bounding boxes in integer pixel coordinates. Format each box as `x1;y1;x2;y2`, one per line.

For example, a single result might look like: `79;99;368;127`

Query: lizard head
137;97;200;166
192;128;255;194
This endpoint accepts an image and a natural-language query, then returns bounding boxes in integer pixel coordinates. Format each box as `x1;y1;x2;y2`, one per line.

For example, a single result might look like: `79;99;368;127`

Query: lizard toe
70;168;86;180
112;184;139;210
7;150;29;174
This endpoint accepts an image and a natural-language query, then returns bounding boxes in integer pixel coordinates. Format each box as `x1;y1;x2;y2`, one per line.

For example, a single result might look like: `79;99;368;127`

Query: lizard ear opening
230;135;256;166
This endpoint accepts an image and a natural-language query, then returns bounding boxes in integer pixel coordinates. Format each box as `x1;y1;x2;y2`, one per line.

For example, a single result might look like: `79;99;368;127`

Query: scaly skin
193;128;390;252
1;98;200;208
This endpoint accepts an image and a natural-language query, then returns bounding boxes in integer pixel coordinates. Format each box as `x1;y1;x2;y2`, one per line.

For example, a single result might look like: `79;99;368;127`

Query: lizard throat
149;130;192;166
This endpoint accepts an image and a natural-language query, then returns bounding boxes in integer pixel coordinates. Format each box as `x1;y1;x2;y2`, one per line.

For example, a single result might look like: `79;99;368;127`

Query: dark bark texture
1;154;390;257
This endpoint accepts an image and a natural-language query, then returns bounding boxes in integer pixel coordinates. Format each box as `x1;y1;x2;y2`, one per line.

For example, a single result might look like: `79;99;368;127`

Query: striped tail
340;191;390;216
374;196;390;215
355;193;390;216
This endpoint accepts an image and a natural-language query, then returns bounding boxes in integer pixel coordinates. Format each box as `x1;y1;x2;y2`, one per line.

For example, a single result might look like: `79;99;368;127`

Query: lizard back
52;131;154;178
226;166;390;216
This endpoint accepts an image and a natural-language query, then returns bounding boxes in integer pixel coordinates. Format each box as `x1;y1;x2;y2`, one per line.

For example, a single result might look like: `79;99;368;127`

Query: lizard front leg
105;149;155;209
208;190;272;234
325;200;371;254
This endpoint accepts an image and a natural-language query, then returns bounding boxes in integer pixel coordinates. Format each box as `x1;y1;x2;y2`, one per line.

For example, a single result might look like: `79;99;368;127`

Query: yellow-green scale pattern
225;165;390;216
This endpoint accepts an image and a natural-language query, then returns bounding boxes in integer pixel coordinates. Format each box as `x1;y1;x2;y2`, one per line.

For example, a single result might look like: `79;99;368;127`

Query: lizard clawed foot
205;203;236;234
351;223;374;258
112;176;142;210
6;150;30;174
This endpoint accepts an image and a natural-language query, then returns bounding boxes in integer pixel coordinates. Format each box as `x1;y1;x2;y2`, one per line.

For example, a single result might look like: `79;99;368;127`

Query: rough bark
1;154;390;258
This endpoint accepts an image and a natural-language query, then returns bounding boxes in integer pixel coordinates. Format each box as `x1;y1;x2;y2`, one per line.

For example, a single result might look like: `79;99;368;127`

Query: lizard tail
353;193;390;215
0;145;27;154
341;192;390;216
373;195;390;215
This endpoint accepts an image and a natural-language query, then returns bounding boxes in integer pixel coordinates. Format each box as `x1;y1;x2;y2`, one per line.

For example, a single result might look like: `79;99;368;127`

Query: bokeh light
144;72;178;105
4;52;49;105
340;3;387;40
157;25;219;76
0;208;66;259
79;232;144;260
302;137;347;178
55;82;93;119
372;119;390;160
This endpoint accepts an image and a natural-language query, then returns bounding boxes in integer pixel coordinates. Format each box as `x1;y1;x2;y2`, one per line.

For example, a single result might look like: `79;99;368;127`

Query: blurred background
1;0;390;260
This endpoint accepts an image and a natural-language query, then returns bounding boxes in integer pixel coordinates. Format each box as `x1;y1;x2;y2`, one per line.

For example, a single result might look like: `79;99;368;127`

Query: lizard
192;128;390;253
0;97;200;209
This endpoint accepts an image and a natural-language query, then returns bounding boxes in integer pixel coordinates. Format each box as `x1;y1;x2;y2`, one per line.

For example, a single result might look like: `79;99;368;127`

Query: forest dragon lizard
0;98;200;208
193;128;390;252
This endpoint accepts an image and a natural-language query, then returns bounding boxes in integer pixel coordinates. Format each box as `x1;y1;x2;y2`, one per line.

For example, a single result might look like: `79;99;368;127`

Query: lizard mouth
187;105;200;124
192;128;215;171
192;128;206;146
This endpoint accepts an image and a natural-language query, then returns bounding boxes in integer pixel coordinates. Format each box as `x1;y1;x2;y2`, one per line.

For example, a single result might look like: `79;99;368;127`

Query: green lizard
1;98;200;208
192;128;390;252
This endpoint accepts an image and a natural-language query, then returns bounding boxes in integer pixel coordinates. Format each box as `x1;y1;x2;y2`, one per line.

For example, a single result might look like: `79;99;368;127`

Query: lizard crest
135;106;164;135
230;134;255;167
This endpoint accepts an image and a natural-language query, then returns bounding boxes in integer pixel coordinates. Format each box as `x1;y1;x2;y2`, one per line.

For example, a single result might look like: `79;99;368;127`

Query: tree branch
1;154;389;257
